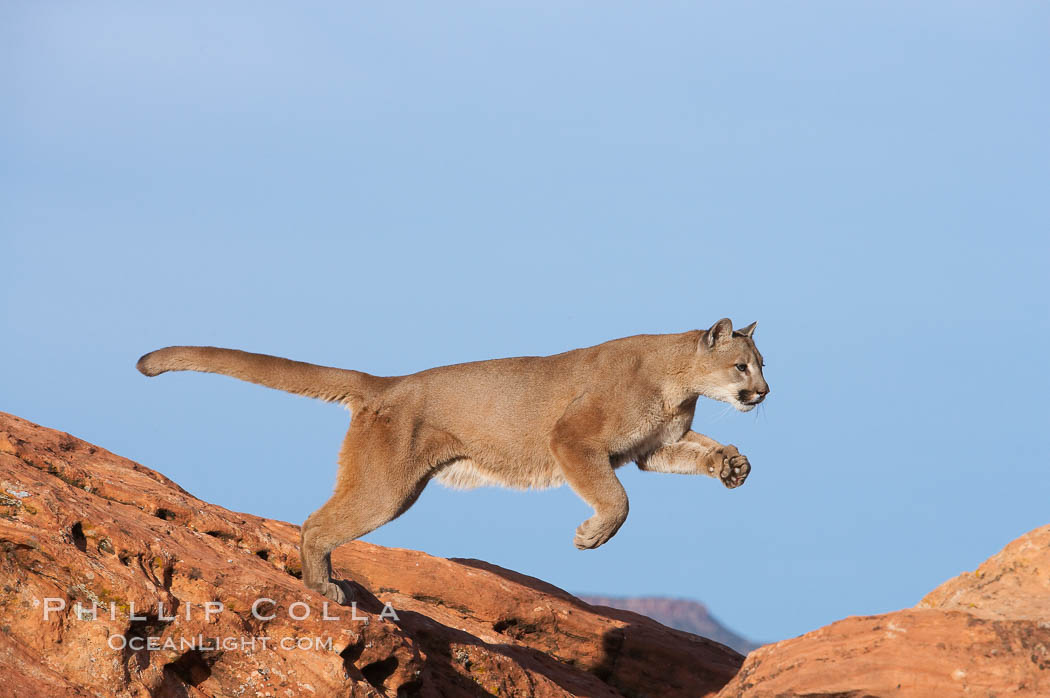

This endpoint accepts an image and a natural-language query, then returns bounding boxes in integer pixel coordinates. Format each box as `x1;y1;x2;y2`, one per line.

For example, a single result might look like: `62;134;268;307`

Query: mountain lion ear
738;321;757;338
704;318;733;348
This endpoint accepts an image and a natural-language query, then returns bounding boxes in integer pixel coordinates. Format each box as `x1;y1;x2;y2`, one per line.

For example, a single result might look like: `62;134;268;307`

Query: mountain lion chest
613;397;696;468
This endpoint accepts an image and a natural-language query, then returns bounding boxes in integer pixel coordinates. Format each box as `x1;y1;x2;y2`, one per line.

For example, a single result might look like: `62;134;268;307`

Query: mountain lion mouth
738;391;765;406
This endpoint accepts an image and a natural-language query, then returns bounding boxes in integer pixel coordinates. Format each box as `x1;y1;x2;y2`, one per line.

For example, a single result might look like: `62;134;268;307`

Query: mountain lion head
695;318;770;412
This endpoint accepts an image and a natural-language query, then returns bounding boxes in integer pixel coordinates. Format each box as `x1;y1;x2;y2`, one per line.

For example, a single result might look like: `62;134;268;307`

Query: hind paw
315;580;354;606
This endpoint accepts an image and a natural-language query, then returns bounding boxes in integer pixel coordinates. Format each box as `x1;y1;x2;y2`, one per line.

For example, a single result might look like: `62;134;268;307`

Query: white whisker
711;402;734;423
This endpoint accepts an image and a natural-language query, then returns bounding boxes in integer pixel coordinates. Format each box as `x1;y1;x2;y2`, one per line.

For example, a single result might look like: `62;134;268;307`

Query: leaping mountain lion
137;318;770;604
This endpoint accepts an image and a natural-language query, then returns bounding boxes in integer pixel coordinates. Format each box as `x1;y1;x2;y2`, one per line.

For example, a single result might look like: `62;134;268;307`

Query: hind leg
300;419;450;604
300;480;424;604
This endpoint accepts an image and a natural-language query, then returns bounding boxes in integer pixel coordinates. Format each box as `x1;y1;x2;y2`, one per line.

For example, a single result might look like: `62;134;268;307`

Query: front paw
718;449;751;489
574;515;619;550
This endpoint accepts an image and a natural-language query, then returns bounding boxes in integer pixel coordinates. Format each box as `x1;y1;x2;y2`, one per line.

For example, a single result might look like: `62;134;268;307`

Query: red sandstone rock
918;524;1050;622
3;410;1047;698
0;412;742;697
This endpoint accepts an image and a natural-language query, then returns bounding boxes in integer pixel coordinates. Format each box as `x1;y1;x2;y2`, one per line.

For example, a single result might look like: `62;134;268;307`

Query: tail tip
136;352;162;377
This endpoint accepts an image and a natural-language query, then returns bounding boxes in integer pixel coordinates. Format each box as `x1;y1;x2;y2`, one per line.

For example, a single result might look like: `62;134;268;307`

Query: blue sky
4;2;1048;642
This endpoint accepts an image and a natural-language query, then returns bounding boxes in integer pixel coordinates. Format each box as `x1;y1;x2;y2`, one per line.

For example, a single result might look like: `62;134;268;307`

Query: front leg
550;397;630;550
638;430;751;489
554;441;630;550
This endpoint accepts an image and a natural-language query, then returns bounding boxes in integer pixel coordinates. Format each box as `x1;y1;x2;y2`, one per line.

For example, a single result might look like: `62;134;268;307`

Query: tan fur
137;318;770;604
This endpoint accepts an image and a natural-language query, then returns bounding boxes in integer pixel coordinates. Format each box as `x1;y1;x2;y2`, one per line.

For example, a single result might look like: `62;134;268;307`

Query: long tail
136;346;386;408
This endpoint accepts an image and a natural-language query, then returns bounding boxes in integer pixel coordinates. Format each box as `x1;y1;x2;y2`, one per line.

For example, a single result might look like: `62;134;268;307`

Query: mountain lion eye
735;363;747;372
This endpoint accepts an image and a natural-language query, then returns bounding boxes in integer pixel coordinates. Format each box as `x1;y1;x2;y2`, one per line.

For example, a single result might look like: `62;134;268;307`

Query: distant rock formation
578;596;760;655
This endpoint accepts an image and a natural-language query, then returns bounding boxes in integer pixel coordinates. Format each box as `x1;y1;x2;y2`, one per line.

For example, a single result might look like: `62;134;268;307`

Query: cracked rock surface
0;412;742;697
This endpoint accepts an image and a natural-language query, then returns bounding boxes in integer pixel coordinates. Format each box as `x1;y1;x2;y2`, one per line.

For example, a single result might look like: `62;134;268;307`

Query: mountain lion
137;318;769;604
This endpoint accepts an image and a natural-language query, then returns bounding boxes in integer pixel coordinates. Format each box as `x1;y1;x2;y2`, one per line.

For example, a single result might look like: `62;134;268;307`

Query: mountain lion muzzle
137;318;769;605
